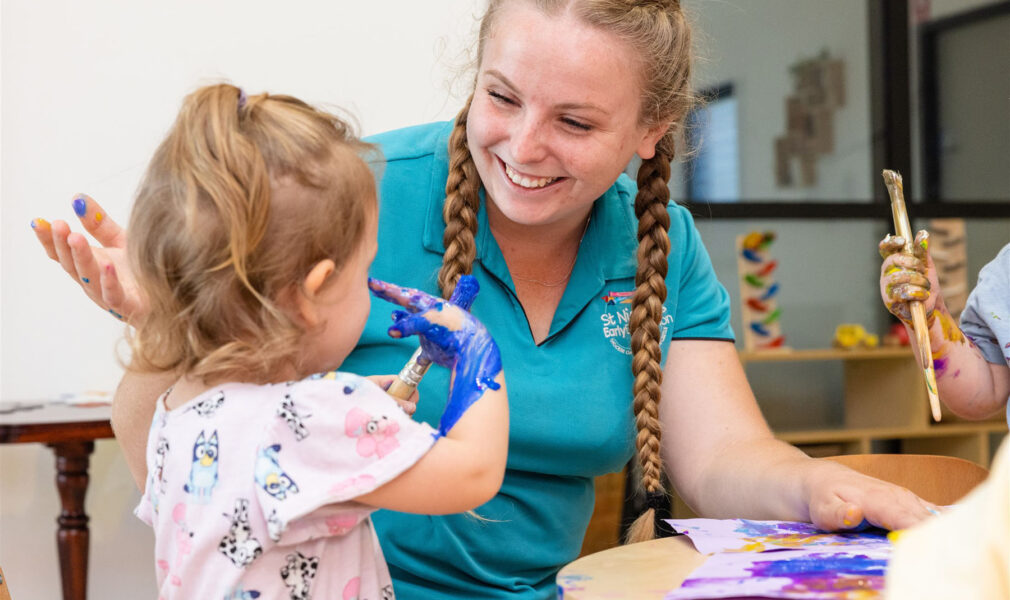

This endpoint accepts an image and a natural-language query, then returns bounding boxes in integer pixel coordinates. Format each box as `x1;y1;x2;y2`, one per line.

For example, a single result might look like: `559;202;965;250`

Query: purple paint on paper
72;196;87;217
747;552;885;578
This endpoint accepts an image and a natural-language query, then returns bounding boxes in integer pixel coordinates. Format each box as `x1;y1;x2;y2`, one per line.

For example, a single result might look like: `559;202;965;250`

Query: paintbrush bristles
881;169;942;422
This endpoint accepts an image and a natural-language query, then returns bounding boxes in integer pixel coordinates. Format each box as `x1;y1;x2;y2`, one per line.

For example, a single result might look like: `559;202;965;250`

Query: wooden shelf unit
740;347;1007;468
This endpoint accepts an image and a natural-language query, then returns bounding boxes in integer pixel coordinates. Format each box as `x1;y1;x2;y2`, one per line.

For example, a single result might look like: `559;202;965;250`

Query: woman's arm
112;369;178;490
661;339;936;531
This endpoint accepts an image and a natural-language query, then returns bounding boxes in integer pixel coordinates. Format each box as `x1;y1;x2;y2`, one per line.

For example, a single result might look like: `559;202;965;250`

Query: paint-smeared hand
878;230;941;326
805;461;939;533
369;276;502;436
32;194;146;323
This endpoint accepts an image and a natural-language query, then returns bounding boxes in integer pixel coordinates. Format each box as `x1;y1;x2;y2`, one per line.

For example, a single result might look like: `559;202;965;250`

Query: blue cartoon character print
183;430;219;503
255;444;299;500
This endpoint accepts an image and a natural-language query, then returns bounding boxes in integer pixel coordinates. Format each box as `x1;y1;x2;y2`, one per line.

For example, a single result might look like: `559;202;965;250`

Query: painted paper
665;519;891;599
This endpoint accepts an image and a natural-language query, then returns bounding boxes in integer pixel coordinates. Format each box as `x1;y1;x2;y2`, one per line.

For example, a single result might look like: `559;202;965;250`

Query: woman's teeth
505;164;557;189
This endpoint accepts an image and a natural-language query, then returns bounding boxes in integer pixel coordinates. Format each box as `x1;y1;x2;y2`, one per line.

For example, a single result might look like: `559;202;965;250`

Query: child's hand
878;230;941;326
32;194;147;323
368;277;485;368
369;276;502;436
365;374;420;416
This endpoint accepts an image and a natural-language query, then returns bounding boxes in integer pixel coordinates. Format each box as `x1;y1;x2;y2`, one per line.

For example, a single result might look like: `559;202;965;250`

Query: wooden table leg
48;441;95;600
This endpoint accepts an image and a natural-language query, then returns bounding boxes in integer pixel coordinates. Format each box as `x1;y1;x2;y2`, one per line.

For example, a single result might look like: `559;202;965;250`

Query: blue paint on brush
72;197;87;217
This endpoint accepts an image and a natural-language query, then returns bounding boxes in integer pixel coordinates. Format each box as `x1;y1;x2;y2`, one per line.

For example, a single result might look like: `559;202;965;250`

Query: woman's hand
879;230;942;326
32;194;145;322
804;461;939;532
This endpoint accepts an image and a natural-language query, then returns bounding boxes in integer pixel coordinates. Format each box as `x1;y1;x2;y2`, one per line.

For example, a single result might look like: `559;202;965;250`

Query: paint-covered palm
369;276;502;436
878;230;943;325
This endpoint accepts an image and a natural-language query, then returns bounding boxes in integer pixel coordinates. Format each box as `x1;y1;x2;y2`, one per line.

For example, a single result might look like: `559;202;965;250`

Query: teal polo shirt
343;121;734;599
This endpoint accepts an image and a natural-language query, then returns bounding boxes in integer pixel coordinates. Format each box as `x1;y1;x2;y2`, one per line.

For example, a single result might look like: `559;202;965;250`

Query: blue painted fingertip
81;277;90;284
30;219;37;229
72;196;87;217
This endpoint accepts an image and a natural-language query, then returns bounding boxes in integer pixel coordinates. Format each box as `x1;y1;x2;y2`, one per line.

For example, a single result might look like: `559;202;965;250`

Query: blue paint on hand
369;275;503;436
72;196;87;217
448;275;479;311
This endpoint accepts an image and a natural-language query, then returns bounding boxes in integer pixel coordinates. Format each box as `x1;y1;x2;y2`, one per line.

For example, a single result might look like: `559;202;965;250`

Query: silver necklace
510;216;591;288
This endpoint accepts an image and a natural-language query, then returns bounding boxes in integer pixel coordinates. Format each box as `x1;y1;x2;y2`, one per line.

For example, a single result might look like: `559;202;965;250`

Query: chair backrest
824;454;989;505
0;565;12;600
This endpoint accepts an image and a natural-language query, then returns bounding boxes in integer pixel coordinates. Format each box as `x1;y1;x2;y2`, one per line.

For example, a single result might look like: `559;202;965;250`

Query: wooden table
557;536;706;599
0;401;115;600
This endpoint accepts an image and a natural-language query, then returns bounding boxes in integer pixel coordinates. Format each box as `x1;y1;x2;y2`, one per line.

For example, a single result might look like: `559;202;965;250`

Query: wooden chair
0;565;12;600
824;453;989;505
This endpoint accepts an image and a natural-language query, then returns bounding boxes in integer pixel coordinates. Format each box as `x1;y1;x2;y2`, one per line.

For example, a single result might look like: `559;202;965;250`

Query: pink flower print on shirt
325;514;358;536
344;407;400;458
157;503;193;587
342;577;360;600
328;474;376;498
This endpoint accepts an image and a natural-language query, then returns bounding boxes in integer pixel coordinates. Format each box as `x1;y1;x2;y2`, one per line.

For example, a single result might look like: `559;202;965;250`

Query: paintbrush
882;169;942;422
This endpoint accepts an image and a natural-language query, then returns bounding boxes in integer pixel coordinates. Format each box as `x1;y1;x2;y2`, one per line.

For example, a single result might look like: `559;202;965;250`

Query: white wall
1;2;476;597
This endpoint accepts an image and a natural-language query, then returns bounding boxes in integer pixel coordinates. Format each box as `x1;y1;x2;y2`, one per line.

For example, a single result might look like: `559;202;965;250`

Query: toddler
123;84;507;599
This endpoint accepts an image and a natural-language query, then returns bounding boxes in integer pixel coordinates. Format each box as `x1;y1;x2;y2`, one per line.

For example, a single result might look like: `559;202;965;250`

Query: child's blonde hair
128;83;377;384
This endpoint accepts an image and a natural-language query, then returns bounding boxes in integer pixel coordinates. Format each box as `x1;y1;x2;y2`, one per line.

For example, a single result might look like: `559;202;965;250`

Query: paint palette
665;519;891;599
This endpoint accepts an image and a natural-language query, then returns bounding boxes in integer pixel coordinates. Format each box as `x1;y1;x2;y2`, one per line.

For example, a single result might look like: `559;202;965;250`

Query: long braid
624;140;673;544
437;94;481;299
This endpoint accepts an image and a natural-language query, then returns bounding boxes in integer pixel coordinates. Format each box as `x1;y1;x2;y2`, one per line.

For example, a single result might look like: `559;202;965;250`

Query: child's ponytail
128;83;377;384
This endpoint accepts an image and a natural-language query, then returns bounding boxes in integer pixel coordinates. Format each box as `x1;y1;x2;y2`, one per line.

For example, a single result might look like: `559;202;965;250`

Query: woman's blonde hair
439;0;693;543
128;83;377;384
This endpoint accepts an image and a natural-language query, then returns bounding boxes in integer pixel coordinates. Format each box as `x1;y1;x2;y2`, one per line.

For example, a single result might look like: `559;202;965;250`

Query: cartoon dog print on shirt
151;435;170;514
218;498;263;568
255;444;299;500
184;430;219;503
188;390;225;417
344;407;400;458
277;394;311;441
280;551;319;600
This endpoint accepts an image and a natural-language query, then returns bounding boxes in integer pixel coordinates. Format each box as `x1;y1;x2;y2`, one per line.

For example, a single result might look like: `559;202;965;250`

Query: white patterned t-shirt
135;372;436;600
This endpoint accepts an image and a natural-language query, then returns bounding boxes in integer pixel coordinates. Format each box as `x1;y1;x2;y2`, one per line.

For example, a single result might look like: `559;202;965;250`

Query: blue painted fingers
369;276;503;436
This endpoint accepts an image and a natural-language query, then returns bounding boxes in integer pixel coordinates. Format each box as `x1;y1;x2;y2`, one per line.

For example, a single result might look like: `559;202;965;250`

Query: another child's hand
878;230;941;325
32;194;147;323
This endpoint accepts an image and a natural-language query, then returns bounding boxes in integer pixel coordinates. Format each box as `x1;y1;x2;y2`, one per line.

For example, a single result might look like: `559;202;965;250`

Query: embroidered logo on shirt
600;291;672;355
